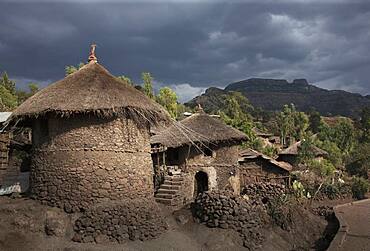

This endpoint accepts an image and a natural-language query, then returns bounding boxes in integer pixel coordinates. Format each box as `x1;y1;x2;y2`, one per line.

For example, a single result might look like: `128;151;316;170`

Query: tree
358;107;370;142
16;83;40;104
116;75;133;86
319;118;355;155
308;110;323;134
0;72;18;111
317;140;343;167
0;72;16;95
276;104;295;145
142;72;154;99
219;92;256;143
292;111;309;141
0;85;17;111
156;87;178;119
346;142;370;178
65;62;85;76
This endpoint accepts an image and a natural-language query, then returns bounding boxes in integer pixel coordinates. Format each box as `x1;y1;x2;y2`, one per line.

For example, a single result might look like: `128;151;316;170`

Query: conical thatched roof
10;62;171;125
151;112;248;147
279;141;328;157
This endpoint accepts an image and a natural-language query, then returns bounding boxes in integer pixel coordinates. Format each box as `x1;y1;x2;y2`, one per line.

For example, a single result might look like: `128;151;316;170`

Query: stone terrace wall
73;199;167;243
241;182;287;203
31;116;154;212
193;191;267;250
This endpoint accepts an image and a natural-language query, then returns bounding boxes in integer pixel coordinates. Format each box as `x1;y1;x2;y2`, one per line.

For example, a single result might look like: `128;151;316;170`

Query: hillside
186;78;370;117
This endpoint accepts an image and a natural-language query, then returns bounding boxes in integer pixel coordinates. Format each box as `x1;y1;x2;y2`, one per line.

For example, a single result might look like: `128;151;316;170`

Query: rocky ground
0;194;350;251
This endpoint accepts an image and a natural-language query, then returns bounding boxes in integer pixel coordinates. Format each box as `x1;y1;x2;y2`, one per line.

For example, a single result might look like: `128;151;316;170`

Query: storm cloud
0;1;369;102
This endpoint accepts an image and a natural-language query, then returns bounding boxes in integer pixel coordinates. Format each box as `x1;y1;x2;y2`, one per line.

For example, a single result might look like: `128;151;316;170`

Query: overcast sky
0;0;369;102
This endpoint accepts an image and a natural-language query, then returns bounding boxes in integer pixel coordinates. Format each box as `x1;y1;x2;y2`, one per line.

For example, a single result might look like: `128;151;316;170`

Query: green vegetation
0;72;39;111
116;75;133;86
156;87;178;119
276;104;309;145
351;176;369;200
142;72;154;99
65;62;85;76
218;92;256;142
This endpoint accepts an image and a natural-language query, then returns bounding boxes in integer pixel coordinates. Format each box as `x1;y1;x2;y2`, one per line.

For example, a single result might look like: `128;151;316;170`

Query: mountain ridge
186;78;370;117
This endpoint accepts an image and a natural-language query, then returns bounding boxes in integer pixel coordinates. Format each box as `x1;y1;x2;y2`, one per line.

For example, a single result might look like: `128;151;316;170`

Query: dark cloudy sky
0;1;370;102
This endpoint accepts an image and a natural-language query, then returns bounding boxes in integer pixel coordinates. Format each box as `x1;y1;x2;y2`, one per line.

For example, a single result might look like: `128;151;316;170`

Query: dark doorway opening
194;171;208;196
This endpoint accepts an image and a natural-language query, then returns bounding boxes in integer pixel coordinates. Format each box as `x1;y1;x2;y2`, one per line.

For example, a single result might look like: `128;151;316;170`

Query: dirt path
328;199;370;251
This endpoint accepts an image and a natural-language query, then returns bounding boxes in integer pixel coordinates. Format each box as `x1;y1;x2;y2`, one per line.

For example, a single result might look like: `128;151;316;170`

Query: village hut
238;148;292;187
0;112;12;186
151;108;247;206
0;112;32;195
277;140;328;166
7;45;171;212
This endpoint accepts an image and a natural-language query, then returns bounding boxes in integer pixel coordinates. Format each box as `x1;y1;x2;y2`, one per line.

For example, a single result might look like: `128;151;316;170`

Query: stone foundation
73;199;167;243
193;191;267;250
241;182;287;203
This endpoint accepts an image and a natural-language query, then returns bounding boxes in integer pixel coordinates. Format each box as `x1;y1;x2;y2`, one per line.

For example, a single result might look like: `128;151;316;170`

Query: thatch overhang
279;141;328;157
8;62;171;126
150;112;248;148
239;148;292;172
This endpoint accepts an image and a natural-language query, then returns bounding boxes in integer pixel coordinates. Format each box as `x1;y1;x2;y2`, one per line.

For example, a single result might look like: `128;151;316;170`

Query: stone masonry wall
31;116;154;212
193;191;267;250
73;199;167;243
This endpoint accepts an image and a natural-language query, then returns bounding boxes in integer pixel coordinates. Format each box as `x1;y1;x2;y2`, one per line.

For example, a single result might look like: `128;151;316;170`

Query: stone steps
160;184;181;190
155;174;184;206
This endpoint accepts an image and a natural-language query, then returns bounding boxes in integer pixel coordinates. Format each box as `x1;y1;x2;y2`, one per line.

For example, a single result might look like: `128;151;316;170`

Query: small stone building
238;148;292;187
151;110;247;206
8;50;171;212
277;140;328;166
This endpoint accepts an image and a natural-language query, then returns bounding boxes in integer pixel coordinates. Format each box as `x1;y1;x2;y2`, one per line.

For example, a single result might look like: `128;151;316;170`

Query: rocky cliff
187;78;370;117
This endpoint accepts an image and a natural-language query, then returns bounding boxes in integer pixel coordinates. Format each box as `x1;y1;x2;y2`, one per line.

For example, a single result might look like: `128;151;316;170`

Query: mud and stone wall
31;116;154;212
193;191;267;250
239;160;289;187
241;182;287;203
73;199;167;243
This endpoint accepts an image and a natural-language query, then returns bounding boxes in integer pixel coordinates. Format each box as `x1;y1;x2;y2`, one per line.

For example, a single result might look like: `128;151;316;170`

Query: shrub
307;159;336;177
351;176;369;200
321;183;340;200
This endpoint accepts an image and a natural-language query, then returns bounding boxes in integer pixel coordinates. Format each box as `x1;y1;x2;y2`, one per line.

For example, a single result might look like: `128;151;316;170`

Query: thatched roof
253;127;273;137
151;112;247;148
239;148;292;172
279;141;328;157
9;62;171;125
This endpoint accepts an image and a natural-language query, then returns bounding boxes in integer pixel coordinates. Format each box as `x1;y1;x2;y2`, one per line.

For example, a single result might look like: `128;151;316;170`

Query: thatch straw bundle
151;112;247;148
9;62;171;126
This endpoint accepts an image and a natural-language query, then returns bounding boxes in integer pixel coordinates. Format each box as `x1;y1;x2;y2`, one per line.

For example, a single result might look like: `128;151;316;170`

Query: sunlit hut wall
151;109;248;200
9;47;171;212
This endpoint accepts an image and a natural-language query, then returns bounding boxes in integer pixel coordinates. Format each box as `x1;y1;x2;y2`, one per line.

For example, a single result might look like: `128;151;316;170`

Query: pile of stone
241;182;286;202
193;191;266;250
73;199;167;243
312;205;334;219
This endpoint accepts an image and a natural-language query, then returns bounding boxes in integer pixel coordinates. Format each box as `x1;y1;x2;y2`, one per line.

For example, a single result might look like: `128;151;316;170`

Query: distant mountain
186;78;370;117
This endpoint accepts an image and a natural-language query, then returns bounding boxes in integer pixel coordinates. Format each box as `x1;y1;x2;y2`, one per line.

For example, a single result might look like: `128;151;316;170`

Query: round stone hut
9;49;171;212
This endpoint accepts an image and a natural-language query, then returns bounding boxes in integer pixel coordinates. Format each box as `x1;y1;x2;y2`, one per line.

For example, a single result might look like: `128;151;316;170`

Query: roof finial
196;103;204;113
88;43;97;63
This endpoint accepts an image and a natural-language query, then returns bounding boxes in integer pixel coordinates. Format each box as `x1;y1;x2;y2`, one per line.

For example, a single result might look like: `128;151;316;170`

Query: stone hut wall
31;116;154;212
175;144;239;202
0;133;10;185
239;159;289;188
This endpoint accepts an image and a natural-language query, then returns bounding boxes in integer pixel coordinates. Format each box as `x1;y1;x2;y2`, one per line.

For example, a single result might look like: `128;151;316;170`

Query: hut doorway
194;171;208;195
